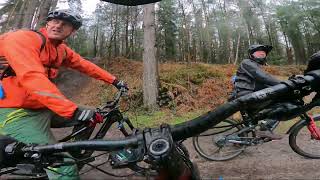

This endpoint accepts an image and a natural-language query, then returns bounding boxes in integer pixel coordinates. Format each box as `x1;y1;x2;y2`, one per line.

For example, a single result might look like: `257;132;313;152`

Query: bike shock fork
306;115;320;140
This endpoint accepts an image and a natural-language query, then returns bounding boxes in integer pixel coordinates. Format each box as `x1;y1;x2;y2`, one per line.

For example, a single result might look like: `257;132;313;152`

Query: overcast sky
58;0;100;15
0;0;100;16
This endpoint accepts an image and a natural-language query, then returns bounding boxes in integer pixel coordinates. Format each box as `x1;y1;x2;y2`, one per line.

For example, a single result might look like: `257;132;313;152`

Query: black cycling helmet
248;44;273;65
47;9;82;30
305;51;320;74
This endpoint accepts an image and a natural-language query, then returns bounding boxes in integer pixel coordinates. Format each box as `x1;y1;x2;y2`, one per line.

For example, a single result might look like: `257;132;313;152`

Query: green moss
127;109;208;128
128;111;167;128
160;64;222;87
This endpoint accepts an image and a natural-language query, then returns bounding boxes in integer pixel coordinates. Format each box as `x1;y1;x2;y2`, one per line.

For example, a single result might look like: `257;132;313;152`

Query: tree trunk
93;23;99;57
178;0;190;64
12;0;25;29
36;0;57;29
114;6;119;57
282;31;293;65
4;0;20;31
21;0;40;28
129;7;139;59
234;32;241;65
143;3;158;111
125;7;130;57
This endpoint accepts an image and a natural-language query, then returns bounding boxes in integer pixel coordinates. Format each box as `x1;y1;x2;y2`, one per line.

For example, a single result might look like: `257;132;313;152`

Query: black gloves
112;79;129;90
73;108;95;122
73;108;103;125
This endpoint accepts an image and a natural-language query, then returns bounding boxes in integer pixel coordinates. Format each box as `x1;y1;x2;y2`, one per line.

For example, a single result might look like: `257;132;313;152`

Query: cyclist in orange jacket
0;9;128;179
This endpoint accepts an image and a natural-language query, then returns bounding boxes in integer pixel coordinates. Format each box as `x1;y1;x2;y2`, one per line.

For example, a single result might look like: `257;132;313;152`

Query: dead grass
76;57;304;116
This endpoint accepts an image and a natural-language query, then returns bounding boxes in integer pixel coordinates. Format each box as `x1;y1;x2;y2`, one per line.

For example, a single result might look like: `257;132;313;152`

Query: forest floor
52;58;320;180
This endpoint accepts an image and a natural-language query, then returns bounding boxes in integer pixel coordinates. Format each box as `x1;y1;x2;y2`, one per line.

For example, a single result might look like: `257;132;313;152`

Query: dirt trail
188;136;320;180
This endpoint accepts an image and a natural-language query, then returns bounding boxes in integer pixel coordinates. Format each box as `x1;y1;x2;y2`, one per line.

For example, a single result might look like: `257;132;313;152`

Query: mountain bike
193;80;320;161
1;69;320;179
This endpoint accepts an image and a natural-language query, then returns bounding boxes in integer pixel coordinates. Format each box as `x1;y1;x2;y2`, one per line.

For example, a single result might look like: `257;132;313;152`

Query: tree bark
177;0;190;64
36;0;57;29
282;31;293;65
143;3;159;111
234;32;241;65
21;0;40;29
4;0;20;31
12;0;25;29
125;7;130;57
114;6;119;57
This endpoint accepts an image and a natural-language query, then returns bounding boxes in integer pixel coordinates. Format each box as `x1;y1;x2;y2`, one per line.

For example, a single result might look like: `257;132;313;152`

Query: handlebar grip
23;135;142;154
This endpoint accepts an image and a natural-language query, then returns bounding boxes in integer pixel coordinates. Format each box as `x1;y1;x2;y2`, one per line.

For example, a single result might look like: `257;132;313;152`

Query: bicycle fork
306;115;320;140
287;113;320;140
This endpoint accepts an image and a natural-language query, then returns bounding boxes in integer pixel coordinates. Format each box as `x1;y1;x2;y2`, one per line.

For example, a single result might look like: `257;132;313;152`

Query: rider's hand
112;79;129;90
73;108;103;124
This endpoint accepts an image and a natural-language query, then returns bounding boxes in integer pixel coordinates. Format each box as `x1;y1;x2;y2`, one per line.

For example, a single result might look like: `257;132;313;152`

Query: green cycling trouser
0;108;80;180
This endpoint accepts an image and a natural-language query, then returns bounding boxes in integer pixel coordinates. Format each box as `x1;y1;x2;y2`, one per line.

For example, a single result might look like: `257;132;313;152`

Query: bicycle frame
58;110;134;142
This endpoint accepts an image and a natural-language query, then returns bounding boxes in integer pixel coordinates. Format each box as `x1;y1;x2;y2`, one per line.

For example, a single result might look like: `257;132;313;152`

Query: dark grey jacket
233;59;280;98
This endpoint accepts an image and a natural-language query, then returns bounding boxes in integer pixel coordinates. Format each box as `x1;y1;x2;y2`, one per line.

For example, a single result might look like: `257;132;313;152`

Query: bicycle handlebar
22;134;143;154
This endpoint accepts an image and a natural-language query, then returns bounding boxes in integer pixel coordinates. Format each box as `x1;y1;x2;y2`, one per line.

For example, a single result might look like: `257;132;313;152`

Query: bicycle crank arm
227;139;251;145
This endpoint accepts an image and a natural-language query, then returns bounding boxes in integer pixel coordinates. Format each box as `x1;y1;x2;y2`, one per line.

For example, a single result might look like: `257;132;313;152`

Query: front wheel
289;118;320;159
192;118;247;161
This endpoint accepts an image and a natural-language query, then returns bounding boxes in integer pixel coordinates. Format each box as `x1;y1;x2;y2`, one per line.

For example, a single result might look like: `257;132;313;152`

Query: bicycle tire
289;117;320;159
192;118;247;161
177;143;200;180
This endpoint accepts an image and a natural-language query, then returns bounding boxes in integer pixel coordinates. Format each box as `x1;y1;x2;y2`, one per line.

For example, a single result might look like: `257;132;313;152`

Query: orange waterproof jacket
0;28;116;119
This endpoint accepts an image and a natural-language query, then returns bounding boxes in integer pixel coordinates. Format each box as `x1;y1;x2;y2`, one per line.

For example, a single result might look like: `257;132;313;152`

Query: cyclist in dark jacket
232;44;282;139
